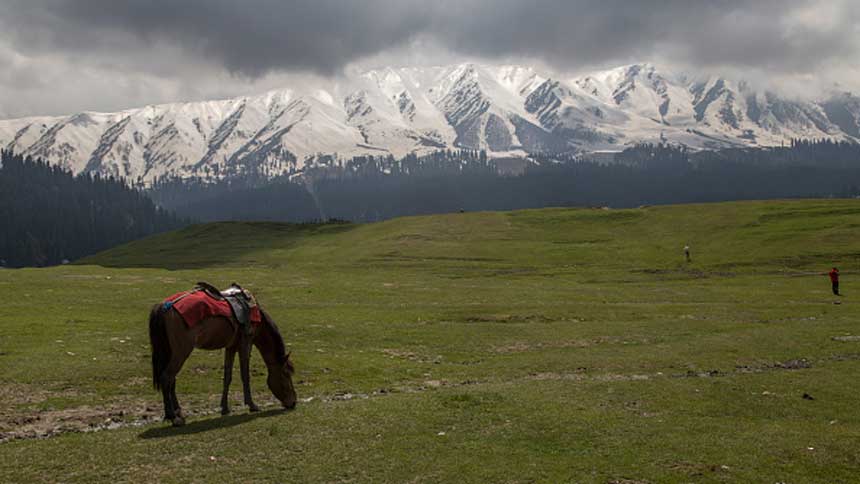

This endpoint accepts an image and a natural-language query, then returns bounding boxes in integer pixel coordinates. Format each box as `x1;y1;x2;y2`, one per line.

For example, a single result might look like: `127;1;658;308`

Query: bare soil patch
0;401;160;442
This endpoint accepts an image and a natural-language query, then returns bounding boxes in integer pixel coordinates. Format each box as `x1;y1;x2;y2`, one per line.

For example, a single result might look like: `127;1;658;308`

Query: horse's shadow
138;408;284;439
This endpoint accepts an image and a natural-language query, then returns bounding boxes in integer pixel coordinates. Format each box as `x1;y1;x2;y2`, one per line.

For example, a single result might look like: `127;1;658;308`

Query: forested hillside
151;142;860;223
0;151;186;267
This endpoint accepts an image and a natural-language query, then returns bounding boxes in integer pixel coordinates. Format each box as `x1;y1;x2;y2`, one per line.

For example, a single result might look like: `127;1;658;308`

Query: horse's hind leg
158;368;186;426
239;338;259;412
220;348;237;415
159;372;186;426
159;376;176;422
170;382;183;421
163;328;194;426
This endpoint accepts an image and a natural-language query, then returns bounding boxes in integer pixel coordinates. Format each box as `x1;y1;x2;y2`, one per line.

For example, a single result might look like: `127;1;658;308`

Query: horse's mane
260;309;292;371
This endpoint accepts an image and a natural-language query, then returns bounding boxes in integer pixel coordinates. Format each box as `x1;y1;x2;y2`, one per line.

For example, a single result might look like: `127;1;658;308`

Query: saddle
195;281;257;335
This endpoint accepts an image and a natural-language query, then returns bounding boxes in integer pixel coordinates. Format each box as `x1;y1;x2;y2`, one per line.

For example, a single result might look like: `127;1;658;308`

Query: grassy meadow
1;200;860;483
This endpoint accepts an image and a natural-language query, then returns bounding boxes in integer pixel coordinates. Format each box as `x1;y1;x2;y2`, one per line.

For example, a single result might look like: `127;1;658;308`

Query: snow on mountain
526;78;630;149
22;112;118;174
821;92;860;139
1;62;858;183
430;63;560;154
547;63;856;150
0;117;54;155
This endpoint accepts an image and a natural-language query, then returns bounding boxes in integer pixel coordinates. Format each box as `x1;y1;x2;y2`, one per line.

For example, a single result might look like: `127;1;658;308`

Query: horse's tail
148;303;171;391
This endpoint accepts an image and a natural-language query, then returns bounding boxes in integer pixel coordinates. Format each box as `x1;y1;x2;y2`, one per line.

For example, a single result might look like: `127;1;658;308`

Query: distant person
684;245;691;263
829;267;841;296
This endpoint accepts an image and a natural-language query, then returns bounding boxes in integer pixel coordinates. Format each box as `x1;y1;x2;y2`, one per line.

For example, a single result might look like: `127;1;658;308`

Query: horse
148;297;297;427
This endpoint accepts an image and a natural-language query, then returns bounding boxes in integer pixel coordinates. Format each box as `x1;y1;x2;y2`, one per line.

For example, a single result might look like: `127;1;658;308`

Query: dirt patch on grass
832;335;860;342
0;401;161;443
0;384;256;443
666;461;731;477
495;342;539;353
0;383;70;407
668;358;815;379
774;358;812;370
494;336;647;353
124;377;151;388
466;314;554;324
732;358;813;375
528;372;586;382
674;369;727;378
527;372;652;383
381;348;442;364
0;392;286;443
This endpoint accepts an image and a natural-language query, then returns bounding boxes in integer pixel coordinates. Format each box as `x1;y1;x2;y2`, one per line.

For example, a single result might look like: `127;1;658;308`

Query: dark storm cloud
0;0;857;117
431;0;858;72
0;0;432;76
0;0;856;77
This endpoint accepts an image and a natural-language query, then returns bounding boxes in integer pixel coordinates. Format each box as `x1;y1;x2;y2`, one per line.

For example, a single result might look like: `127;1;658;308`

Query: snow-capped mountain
1;63;858;183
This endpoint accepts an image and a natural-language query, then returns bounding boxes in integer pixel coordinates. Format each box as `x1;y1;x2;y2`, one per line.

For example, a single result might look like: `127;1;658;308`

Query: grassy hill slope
2;200;860;483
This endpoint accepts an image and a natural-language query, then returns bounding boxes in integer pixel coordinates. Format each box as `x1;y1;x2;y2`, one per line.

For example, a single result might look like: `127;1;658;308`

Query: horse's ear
285;350;291;359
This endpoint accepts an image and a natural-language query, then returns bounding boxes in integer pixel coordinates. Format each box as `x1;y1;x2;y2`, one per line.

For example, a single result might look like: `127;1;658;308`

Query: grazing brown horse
148;302;297;426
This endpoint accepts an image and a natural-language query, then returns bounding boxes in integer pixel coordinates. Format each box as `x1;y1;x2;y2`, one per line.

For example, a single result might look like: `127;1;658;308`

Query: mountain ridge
1;62;858;183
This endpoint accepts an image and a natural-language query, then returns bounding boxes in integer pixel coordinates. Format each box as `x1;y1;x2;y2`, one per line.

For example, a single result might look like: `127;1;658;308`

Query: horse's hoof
172;416;186;427
248;404;260;413
221;408;231;416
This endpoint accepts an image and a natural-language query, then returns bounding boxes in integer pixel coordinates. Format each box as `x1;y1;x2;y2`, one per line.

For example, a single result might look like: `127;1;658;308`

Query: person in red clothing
829;267;841;296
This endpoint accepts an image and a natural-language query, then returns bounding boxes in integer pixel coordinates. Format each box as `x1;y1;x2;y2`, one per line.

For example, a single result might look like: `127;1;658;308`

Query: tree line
0;150;186;267
152;141;860;223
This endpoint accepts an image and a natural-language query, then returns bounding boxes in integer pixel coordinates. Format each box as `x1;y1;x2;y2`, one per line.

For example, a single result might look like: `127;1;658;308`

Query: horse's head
256;309;298;410
267;351;297;410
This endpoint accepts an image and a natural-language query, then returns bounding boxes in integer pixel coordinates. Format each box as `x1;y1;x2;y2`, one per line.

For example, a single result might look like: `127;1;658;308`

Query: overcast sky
0;0;857;118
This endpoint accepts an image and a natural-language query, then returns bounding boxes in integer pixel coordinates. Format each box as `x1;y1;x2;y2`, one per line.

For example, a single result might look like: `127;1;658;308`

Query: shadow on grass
138;408;286;439
78;220;357;270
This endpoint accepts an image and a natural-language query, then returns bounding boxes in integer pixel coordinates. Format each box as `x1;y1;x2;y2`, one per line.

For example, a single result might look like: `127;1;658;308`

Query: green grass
2;200;860;483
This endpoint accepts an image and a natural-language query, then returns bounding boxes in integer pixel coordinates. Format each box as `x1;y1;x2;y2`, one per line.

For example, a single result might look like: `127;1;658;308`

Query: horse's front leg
238;337;259;412
221;348;237;415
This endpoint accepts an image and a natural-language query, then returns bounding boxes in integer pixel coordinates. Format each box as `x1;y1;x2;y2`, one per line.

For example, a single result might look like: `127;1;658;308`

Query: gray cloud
435;0;859;74
0;0;432;76
0;0;857;116
4;0;858;74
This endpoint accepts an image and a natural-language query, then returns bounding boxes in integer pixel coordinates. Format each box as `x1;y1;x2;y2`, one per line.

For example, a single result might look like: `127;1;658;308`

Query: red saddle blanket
163;290;262;328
